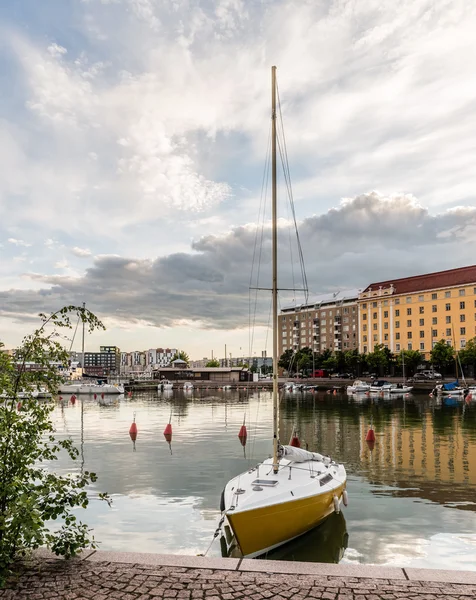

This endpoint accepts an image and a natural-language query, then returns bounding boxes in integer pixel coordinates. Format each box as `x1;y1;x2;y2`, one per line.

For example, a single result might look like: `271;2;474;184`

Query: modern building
358;264;476;359
147;348;177;368
83;346;120;375
278;290;360;357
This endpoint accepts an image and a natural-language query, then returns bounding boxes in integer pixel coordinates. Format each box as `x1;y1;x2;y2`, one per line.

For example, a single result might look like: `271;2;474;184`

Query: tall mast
271;65;279;474
81;302;86;377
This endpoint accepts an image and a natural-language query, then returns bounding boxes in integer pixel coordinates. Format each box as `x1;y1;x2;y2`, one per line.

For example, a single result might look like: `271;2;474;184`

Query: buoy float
129;413;138;441
365;427;375;442
366;439;375;451
70;395;76;404
128;391;132;398
290;426;300;448
333;495;340;514
59;396;63;400
333;389;337;396
238;413;247;446
94;394;97;400
164;422;172;436
342;489;349;507
101;393;104;399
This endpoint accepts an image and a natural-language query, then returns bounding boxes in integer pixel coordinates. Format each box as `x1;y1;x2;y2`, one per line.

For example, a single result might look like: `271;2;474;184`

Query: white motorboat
346;380;370;394
157;379;174;392
183;382;194;391
369;380;393;393
388;384;413;394
220;67;347;559
433;382;467;396
58;382;124;395
284;381;303;392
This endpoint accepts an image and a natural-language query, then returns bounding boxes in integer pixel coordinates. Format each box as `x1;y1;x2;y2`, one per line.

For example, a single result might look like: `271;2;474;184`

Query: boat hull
226;484;345;557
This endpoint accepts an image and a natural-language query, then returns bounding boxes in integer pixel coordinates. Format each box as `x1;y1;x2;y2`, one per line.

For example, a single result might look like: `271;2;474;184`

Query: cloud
71;246;92;257
8;238;31;247
1;194;475;331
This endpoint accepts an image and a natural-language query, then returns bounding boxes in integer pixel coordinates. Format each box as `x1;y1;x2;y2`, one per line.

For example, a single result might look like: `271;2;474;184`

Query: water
50;390;476;570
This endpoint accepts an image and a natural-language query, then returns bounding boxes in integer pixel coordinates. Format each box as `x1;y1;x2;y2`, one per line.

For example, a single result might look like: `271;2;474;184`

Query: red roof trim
363;265;476;295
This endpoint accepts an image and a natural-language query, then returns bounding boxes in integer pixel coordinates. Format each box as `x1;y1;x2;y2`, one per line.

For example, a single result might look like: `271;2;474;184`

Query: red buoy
94;394;97;400
366;428;376;442
59;396;63;400
70;396;75;404
128;391;132;398
129;412;138;440
238;424;247;439
366;439;375;451
164;432;172;443
101;392;104;399
290;426;301;448
164;423;172;436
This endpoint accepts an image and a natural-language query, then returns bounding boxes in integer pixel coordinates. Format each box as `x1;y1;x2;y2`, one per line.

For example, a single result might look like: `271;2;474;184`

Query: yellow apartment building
358;265;476;359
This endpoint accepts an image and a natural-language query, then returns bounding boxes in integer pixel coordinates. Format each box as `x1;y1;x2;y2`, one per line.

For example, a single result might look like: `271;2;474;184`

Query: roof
363;264;476;295
281;288;360;312
154;367;247;373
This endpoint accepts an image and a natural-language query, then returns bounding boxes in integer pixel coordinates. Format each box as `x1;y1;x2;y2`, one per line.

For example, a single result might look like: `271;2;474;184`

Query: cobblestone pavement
1;558;476;600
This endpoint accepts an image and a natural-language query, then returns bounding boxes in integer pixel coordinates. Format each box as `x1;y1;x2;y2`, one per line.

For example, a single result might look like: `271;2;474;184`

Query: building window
445;291;451;298
362;313;367;320
419;306;424;314
432;305;437;313
459;289;466;296
446;316;451;324
363;324;367;331
373;334;378;342
445;303;451;311
408;343;413;350
363;335;367;342
461;339;466;348
418;295;424;302
395;298;400;305
373;323;378;330
461;314;466;322
384;310;388;318
407;308;412;315
460;301;466;309
407;332;412;339
384;333;388;341
384;300;388;306
396;332;400;340
395;321;400;328
364;345;368;353
461;327;466;335
420;343;425;350
432;329;438;337
396;343;400;351
373;312;377;319
407;320;412;327
384;322;389;329
362;303;367;309
395;309;400;317
446;328;452;336
419;319;424;326
372;302;377;308
406;297;412;303
432;317;437;325
420;330;425;338
432;293;437;300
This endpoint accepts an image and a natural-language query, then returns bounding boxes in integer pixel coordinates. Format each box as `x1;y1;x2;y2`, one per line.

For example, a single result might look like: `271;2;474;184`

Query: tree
0;306;110;585
457;337;476;377
396;349;423;377
171;351;190;366
366;344;389;375
278;349;296;374
430;340;455;376
205;359;220;367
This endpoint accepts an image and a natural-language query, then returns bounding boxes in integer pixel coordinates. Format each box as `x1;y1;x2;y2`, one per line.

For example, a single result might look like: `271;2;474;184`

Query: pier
2;550;476;599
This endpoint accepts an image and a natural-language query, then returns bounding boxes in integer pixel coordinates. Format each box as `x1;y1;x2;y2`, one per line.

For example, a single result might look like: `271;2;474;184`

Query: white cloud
8;238;31;247
71;246;92;257
54;259;69;269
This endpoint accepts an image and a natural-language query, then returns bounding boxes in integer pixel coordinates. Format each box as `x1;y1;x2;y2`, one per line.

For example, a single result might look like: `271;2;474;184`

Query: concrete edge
31;550;476;584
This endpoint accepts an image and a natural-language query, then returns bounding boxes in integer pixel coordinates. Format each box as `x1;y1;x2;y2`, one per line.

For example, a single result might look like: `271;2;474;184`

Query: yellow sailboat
220;66;348;558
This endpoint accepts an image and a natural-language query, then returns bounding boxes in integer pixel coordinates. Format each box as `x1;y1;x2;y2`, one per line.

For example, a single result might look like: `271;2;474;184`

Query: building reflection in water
280;394;476;511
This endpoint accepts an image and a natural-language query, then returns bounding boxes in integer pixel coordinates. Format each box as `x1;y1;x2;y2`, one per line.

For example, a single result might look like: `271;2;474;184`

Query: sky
1;0;476;359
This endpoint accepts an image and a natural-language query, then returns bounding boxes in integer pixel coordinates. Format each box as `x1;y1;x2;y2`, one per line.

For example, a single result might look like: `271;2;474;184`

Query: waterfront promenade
2;551;476;600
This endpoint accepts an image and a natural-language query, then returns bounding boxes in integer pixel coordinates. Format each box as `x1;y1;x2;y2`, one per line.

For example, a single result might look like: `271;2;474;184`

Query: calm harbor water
51;390;476;570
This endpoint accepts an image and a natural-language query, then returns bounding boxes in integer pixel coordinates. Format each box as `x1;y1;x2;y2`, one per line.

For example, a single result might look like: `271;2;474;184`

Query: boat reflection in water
221;510;348;563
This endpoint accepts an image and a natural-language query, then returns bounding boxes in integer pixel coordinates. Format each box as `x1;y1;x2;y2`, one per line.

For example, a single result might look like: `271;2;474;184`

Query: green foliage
396;350;423;376
458;337;476;366
205;359;220;367
278;349;296;373
171;351;190;366
0;306;110;585
366;344;390;374
430;339;455;374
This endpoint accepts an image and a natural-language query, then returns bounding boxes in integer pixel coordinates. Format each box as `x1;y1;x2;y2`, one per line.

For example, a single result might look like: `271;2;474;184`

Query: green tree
171;351;190;366
205;359;220;367
430;340;455;376
278;349;296;374
0;306;110;585
457;337;476;377
322;356;337;372
396;349;423;377
344;349;365;376
366;344;389;375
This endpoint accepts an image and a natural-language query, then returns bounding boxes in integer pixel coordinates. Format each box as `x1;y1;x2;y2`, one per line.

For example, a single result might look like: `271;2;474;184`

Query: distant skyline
1;0;476;359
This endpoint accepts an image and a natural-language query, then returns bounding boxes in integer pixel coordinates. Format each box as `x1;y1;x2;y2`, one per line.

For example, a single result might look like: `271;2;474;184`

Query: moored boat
347;380;370;394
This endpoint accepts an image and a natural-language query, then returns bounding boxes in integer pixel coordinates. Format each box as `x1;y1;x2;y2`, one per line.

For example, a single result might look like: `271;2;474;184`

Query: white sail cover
279;445;331;464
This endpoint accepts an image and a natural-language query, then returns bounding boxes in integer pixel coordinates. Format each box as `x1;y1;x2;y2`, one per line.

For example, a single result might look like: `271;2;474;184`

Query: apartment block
358;265;476;358
147;348;177;368
278;290;359;357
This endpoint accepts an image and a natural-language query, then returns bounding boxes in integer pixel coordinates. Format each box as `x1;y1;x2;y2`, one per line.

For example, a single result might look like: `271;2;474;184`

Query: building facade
358;265;476;359
278;290;360;357
83;346;120;375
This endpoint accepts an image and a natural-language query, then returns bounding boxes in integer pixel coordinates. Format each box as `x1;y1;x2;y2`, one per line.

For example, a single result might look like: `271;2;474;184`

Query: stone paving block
405;568;476;585
85;551;240;571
